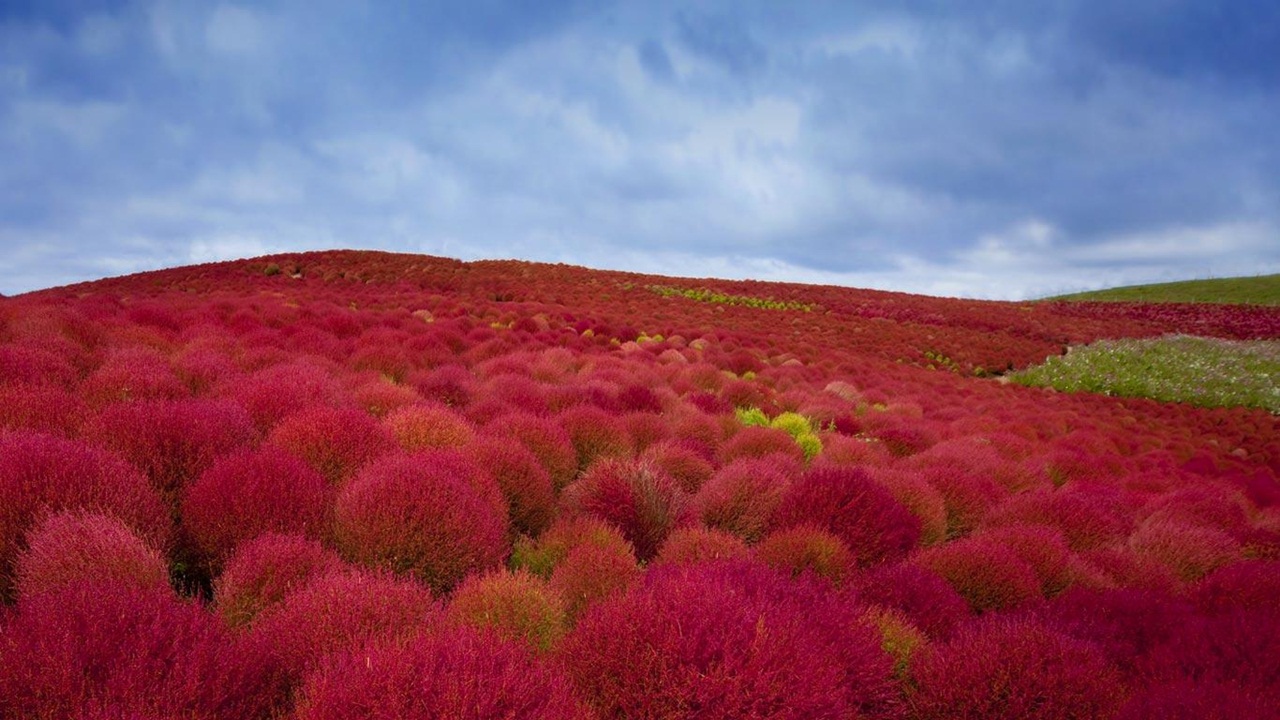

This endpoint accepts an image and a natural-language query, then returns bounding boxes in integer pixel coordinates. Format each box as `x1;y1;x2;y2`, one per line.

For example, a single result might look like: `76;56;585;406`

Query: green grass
1009;335;1280;413
1044;274;1280;305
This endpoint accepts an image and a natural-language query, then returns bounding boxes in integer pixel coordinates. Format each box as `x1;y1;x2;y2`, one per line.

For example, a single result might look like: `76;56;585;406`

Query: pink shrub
0;431;171;599
641;440;716;493
0;342;79;388
446;569;568;652
218;360;342;431
384;402;477;451
908;617;1125;720
559;404;634;471
549;541;642;622
653;526;751;567
909;463;1005;538
248;568;438;693
854;561;970;639
562;457;690;561
771;466;921;569
1116;680;1275;720
411;364;475;408
484;411;579;489
694;454;799;543
0;580;280;719
333;452;509;593
81;346;187;405
1036;586;1196;677
472;437;557;537
560;560;898;720
510;515;636;578
350;377;421;418
1077;546;1179;593
14;510;169;598
1140;607;1280;692
84;397;256;498
981;487;1129;550
1193;559;1280;615
755;525;855;586
181;447;331;567
622;410;671;452
1129;516;1241;582
972;524;1075;597
718;425;805;465
213;532;346;628
912;536;1043;613
0;384;86;435
867;467;949;547
292;625;589;720
266;404;395;485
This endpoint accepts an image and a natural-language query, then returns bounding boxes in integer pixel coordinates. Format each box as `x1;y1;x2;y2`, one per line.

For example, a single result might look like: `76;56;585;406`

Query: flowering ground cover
1;249;1278;719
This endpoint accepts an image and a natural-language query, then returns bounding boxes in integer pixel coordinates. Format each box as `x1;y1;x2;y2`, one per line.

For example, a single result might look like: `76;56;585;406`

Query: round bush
292;625;589;720
908;617;1126;720
212;532;346;629
718;425;806;465
548;542;641;622
333;452;508;593
446;569;568;652
510;515;636;578
854;561;971;640
14;510;169;598
912;536;1043;613
560;560;898;720
694;455;798;543
641;440;716;494
181;447;331;567
653;526;751;568
266;404;395;485
483;412;578;489
562;457;690;562
472;437;557;537
771;466;920;569
755;524;855;586
1129;516;1241;582
384;403;476;451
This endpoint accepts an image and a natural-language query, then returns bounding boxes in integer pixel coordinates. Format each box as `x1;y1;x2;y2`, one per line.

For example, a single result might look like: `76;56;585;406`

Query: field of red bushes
2;249;1277;718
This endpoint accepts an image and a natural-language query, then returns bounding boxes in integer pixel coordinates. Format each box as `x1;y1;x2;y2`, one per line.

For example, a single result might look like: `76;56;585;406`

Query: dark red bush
445;568;568;652
559;404;634;471
562;457;690;562
293;625;589;720
560;560;898;720
472;437;557;537
755;524;855;586
908;617;1126;720
912;536;1043;613
333;452;509;593
854;561;971;640
213;532;346;629
642;439;716;493
653;526;751;567
383;402;477;451
81;347;188;405
718;425;805;465
14;510;169;598
484;411;579;489
771;465;921;569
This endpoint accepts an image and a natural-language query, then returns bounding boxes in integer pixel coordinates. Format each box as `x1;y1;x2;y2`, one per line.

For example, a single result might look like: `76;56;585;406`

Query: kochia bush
266;404;395;485
693;454;798;543
14;510;170;598
562;457;690;562
212;532;346;629
445;568;568;652
333;452;509;593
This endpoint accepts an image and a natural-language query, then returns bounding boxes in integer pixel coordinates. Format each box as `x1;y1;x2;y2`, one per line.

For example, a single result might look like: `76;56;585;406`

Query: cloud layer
2;1;1278;298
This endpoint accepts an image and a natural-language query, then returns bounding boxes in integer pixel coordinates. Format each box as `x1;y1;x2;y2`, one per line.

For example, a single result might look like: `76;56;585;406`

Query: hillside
1046;273;1280;305
2;249;1278;718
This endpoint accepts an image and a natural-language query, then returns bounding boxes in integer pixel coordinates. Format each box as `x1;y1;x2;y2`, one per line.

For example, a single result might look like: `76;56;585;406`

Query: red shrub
559;404;634;471
1140;607;1280;692
0;431;171;599
1035;586;1196;677
854;561;971;640
0;580;280;720
653;526;751;567
972;524;1075;597
213;532;345;629
350;377;422;418
908;617;1125;720
771;466;920;569
247;568;438;694
694;455;799;543
383;402;477;451
866;467;949;547
549;541;642;622
912;536;1043;613
1116;680;1275;720
472;437;557;537
1128;516;1241;582
718;425;805;465
562;457;690;562
1138;484;1253;540
292;625;589;720
411;364;475;408
0;384;86;435
560;560;898;720
1193;559;1280;615
484;411;578;489
981;487;1129;551
181;447;331;567
84;397;256;498
81;346;187;405
0;342;79;388
333;452;509;593
266;404;395;485
510;515;636;578
755;525;855;586
217;360;342;432
642;440;716;493
622;410;671;452
446;569;568;652
14;510;169;598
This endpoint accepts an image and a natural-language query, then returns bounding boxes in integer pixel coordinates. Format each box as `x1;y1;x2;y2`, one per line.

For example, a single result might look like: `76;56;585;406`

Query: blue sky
2;1;1278;299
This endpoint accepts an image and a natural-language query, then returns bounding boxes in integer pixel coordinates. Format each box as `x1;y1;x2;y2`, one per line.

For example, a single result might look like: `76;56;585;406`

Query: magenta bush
560;560;899;720
559;404;634;471
14;510;170;598
718;425;806;465
642;439;716;493
562;457;690;562
854;561;971;639
1116;680;1275;719
472;437;557;537
913;536;1043;613
755;524;855;586
81;346;187;405
484;411;579;489
333;452;509;592
0;384;86;436
0;430;171;599
653;526;751;567
265;404;395;485
0;580;281;719
908;616;1126;720
771;465;921;569
694;454;798;543
213;532;346;628
1035;586;1197;678
549;541;642;622
293;625;589;720
981;487;1129;551
181;447;331;567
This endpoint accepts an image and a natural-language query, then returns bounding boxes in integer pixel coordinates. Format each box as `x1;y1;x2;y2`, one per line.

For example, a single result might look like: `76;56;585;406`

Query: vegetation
1045;274;1280;305
647;284;815;311
1011;335;1280;413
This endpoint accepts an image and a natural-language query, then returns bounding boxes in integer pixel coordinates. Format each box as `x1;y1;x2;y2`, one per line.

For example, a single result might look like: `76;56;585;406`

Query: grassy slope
1044;274;1280;306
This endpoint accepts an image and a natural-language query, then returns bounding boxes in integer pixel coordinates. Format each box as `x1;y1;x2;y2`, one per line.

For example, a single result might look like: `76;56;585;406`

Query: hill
1045;274;1280;305
1;249;1278;717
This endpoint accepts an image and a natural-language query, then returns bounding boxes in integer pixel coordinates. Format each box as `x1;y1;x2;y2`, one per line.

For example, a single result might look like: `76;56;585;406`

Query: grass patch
1044;274;1280;305
1009;335;1280;413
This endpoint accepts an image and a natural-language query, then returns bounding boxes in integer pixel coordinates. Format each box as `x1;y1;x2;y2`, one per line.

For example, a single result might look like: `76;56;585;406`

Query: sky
2;1;1278;299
